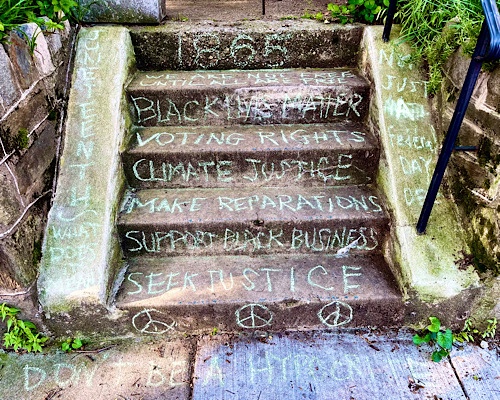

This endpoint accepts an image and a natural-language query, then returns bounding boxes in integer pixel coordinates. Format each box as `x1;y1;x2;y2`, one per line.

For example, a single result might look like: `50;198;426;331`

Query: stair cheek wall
117;32;404;332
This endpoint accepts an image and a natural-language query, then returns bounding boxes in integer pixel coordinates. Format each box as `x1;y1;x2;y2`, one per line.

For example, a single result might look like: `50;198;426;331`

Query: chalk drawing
132;309;177;334
235;303;273;328
318;301;353;327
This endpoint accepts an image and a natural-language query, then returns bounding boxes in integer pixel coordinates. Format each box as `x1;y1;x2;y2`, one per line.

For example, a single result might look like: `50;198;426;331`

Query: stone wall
438;50;500;316
0;22;74;292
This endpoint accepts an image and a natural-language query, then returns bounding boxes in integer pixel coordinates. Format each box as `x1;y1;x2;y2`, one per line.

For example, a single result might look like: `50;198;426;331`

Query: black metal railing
382;0;500;234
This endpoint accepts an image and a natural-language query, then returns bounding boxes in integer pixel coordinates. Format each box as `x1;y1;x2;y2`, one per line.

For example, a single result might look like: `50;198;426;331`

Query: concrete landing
1;332;498;400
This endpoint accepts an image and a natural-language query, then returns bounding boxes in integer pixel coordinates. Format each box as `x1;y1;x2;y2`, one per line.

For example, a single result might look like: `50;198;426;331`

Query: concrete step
117;186;388;257
129;21;363;71
124;123;379;188
127;68;370;126
116;254;403;332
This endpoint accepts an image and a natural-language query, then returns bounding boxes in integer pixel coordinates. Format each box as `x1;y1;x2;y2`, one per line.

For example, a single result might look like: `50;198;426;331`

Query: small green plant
61;337;84;352
454;317;497;343
1;303;48;353
210;327;218;336
171;14;189;22
413;316;453;362
301;10;325;21
15;26;42;55
326;0;389;24
16;128;29;149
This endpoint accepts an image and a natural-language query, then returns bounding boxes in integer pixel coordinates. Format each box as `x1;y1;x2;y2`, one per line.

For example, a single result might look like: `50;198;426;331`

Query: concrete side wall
0;23;74;292
438;49;500;317
361;27;481;326
37;27;135;315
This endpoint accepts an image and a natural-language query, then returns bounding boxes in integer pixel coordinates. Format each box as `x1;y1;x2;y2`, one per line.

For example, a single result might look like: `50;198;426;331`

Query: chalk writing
382;75;428;97
138;71;358;88
21;355;187;392
122;193;382;215
235;303;274;328
125;263;364;297
131;92;364;125
43;29;106;291
131;155;358;184
134;127;366;148
132;309;177;334
383;96;428;121
318;301;353;327
378;48;414;70
123;226;379;254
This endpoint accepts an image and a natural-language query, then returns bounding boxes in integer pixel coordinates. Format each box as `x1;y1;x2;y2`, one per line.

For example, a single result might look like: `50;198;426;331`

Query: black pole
382;0;398;42
416;22;489;234
262;0;265;15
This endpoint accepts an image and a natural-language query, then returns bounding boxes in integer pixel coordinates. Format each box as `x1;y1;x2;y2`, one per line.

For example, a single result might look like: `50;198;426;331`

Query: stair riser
124;300;404;333
123;149;378;188
130;23;363;71
128;86;370;127
118;223;387;257
118;254;403;331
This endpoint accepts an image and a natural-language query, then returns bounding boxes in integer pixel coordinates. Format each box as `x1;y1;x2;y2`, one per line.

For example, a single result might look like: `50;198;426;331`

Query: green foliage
16;128;29;149
0;0;91;43
301;10;325;21
61;337;84;352
397;0;500;94
454;317;497;343
210;327;219;336
326;0;390;24
413;316;453;362
1;303;48;353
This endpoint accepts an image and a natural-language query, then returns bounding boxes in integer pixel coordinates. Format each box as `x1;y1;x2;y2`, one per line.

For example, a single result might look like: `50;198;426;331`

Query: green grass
397;0;499;94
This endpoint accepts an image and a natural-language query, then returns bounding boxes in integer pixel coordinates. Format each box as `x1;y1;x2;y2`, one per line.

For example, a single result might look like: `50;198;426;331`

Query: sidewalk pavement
1;330;499;399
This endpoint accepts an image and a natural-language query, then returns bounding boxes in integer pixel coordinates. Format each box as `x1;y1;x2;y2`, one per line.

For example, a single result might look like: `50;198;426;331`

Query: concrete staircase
114;55;404;331
39;23;478;336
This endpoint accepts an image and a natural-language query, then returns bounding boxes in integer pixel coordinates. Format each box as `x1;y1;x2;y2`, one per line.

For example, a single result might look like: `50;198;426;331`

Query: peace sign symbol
132;309;177;334
235;303;273;329
318;301;353;328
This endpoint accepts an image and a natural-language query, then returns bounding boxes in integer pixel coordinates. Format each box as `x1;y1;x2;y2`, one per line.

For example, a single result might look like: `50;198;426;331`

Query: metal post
262;0;265;15
416;22;490;234
382;0;398;42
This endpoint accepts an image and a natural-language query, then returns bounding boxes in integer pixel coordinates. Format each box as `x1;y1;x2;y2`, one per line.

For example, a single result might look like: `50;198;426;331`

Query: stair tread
128;68;368;91
127;68;370;126
116;254;403;330
119;185;387;226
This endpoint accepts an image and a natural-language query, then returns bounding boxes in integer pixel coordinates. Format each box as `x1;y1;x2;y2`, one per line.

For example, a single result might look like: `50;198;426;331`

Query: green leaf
72;339;83;349
61;342;70;352
413;333;431;345
437;329;453;350
427;317;441;333
431;350;444;362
